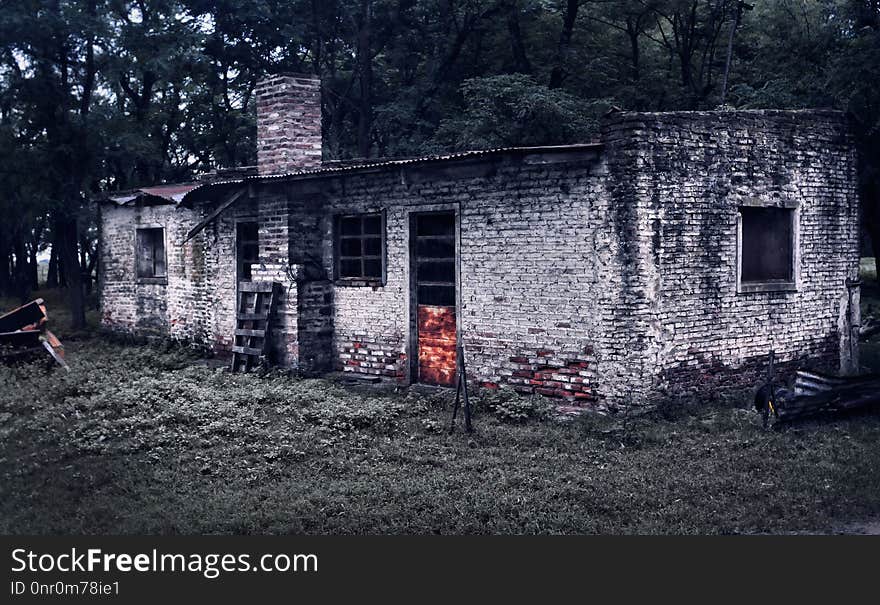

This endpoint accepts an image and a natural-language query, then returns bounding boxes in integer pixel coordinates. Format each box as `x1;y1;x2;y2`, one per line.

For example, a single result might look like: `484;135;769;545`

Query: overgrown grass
1;336;879;535
1;288;879;534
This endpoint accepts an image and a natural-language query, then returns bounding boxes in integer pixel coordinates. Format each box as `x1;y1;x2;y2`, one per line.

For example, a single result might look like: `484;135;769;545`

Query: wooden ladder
231;281;279;372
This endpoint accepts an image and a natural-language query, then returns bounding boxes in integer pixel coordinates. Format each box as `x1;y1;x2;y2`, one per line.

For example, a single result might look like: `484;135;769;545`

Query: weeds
1;332;880;535
481;388;552;423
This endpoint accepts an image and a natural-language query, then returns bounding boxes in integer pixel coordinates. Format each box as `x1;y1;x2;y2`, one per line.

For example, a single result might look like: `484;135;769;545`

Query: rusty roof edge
180;143;605;204
101;183;201;206
102;193;178;207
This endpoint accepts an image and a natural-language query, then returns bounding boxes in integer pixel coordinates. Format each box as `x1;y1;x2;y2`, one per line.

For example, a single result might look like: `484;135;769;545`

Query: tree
433;73;600;148
1;0;879;298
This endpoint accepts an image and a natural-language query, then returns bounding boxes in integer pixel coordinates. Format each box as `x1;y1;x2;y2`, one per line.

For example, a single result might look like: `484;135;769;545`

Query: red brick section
505;352;597;404
338;339;406;380
255;74;322;175
417;305;457;386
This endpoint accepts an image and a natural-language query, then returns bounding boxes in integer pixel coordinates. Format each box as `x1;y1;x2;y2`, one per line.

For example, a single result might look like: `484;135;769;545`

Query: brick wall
100;189;301;366
99;203;204;340
602;109;861;402
100;109;860;409
313;156;614;405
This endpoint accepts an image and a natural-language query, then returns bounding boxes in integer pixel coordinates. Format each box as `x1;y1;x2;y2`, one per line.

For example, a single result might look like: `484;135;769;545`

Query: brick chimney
255;74;323;175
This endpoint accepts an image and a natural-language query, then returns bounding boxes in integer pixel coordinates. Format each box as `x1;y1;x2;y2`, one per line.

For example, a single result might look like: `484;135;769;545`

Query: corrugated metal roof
180;143;604;203
101;143;603;207
107;183;200;206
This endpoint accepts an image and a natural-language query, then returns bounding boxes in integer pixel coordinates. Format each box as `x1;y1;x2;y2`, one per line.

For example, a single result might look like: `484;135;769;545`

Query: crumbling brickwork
100;203;203;340
99;107;860;409
602;110;860;403
100;189;302;367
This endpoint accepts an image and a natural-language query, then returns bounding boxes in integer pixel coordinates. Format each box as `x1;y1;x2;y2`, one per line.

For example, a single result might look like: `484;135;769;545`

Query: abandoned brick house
98;73;861;407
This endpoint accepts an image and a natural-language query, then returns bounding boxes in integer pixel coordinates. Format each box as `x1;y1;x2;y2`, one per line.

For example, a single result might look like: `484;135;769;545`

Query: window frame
235;219;260;282
333;210;387;287
736;200;800;294
135;226;167;283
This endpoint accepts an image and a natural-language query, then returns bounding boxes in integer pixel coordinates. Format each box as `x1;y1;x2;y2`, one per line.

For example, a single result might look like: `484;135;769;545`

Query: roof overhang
179;143;604;206
102;183;201;206
98;143;605;240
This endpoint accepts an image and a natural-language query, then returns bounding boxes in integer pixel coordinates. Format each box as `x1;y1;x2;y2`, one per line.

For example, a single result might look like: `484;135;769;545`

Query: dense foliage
1;0;879;324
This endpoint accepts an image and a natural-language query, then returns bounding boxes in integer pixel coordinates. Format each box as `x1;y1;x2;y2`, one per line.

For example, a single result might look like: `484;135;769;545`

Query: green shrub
481;389;551;423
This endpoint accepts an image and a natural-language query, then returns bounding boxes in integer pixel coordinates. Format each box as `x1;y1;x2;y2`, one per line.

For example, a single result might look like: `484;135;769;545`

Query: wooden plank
232;346;263;356
136;230;154;277
230;281;279;373
41;338;70;372
0;299;46;332
0;330;42;347
236;313;269;322
239;281;274;292
234;328;265;337
183;187;246;243
0;346;46;359
795;370;848;385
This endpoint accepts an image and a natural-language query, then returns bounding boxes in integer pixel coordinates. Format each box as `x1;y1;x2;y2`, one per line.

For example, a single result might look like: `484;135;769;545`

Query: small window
236;221;259;281
335;213;385;283
136;227;166;279
738;206;796;291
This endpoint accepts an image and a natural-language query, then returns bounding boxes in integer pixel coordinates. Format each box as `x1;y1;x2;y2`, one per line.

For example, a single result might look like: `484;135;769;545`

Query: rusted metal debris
0;299;69;371
756;369;880;427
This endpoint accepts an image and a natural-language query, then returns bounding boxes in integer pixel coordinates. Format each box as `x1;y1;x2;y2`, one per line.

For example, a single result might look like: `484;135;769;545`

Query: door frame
407;204;461;386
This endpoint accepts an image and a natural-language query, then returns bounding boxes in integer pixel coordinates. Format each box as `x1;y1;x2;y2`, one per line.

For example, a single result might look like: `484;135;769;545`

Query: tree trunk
720;4;740;105
85;243;98;298
627;18;640;82
0;233;10;297
12;230;30;303
28;243;39;291
549;0;580;89
80;233;95;295
55;213;86;329
47;242;59;288
507;1;532;74
356;0;373;158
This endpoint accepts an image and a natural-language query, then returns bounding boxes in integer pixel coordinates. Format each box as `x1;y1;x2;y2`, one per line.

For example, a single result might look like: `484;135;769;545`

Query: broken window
236;221;260;281
739;206;795;287
335;213;385;282
136;227;166;279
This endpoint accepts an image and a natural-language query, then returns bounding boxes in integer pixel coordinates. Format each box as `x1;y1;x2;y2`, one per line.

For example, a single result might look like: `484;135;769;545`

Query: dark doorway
236;221;259;283
411;211;457;386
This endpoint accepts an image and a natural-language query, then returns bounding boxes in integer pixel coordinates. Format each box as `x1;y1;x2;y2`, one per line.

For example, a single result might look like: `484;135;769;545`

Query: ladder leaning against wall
231;281;280;372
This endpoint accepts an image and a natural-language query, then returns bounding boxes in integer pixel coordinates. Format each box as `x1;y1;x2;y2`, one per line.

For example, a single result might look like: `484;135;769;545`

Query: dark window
740;207;794;283
136;228;166;279
335;213;385;281
413;212;456;306
236;221;259;281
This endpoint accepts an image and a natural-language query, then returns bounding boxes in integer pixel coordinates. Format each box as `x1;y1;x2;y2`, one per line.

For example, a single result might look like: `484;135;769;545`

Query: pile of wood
0;299;68;370
758;370;880;426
